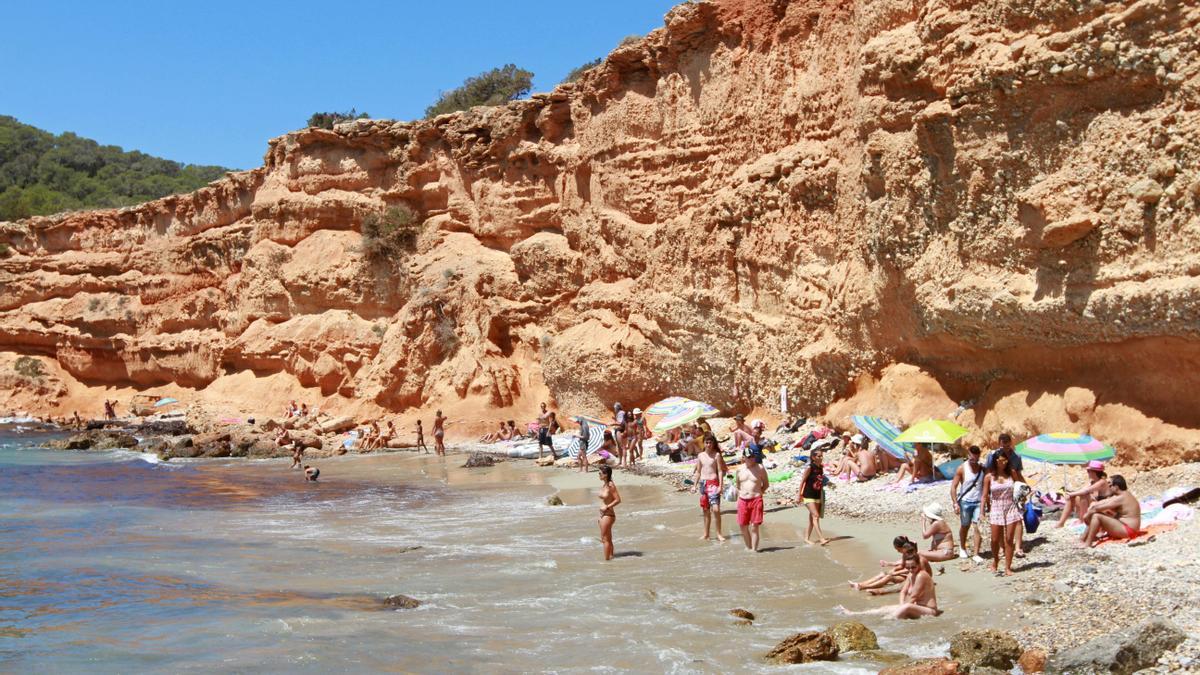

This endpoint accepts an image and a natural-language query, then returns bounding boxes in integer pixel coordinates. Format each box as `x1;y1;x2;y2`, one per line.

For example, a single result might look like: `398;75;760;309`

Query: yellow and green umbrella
893;419;969;444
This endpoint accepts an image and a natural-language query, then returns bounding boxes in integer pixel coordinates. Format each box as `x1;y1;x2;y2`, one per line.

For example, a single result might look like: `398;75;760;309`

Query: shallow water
1;427;980;672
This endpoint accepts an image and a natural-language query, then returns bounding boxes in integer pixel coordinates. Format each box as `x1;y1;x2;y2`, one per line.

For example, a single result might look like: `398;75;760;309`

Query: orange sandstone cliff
1;0;1198;465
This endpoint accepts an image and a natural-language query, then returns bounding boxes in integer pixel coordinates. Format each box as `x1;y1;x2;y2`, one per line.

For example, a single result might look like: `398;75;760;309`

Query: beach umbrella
652;400;718;433
894;419;969;445
645;397;695;415
1015;433;1115;465
565;416;607;459
154;397;179;407
851;415;911;460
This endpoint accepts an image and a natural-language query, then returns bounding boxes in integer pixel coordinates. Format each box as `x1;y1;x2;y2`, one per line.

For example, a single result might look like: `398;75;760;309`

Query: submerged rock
463;452;496;468
949;629;1021;671
764;631;838;664
825;620;878;652
546;495;564;506
729;608;755;621
382;594;421;609
1045;619;1186;674
46;430;138;451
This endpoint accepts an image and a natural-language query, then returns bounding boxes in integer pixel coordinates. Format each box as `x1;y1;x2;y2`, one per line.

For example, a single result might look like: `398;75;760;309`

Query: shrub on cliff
361;205;420;260
563;58;603;84
424;64;534;119
306;109;370;130
0;116;228;221
0;242;9;258
13;356;45;380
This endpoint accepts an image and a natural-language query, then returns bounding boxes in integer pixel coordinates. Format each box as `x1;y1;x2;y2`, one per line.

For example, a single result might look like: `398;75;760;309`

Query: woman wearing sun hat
918;502;957;563
1056;460;1112;528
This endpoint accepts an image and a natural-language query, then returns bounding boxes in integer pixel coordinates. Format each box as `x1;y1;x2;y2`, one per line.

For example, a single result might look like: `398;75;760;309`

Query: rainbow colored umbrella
652;400;718;432
851;415;911;460
1016;433;1115;465
894;419;968;444
645;397;694;415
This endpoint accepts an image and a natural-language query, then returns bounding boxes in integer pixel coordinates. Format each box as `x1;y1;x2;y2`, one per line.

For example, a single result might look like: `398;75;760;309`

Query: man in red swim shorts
735;447;769;551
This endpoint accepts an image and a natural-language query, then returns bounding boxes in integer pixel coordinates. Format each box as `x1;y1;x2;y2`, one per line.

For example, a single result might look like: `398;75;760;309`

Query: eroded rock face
2;0;1199;463
1045;619;1186;675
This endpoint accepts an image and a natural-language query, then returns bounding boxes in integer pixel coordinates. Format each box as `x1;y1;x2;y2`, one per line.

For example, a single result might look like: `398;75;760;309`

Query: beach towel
875;478;950;494
1093;523;1177;547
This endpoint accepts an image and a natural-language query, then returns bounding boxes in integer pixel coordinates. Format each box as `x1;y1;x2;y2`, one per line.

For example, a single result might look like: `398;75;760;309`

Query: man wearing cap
950;446;985;561
986;433;1027;555
736;447;769;551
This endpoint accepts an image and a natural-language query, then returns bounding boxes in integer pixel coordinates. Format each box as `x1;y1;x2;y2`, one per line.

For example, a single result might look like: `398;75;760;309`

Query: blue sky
1;0;681;169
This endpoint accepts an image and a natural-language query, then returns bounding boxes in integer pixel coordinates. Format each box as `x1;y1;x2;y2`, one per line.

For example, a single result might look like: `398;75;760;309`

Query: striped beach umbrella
652;400;719;433
851;415;911;460
564;416;607;459
645;397;694;415
894;419;969;445
1016;433;1115;465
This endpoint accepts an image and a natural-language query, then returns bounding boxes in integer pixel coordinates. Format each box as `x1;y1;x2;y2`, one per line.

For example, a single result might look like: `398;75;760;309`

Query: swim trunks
1122;522;1138;539
699;479;721;510
737;495;764;526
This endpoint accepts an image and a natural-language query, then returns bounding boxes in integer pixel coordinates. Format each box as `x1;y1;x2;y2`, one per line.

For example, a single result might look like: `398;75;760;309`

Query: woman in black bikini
597;465;621;561
799;448;831;545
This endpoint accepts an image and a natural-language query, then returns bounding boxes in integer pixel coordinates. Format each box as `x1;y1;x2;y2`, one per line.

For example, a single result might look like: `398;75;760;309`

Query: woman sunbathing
1056;460;1111;527
849;537;929;593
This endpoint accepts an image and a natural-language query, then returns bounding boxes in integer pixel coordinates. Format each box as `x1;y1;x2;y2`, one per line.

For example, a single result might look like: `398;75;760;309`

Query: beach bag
723;481;737;503
1023;502;1043;533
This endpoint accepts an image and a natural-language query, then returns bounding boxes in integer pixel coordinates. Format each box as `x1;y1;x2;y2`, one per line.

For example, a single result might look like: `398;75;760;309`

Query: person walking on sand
536;402;556;459
950;445;985;561
918;502;956;563
692;434;729;542
799;447;831;545
1057;460;1111;527
597;465;621;561
433;411;446;456
986;433;1027;556
1081;475;1140;547
982;451;1021;576
415;419;429;453
736;447;768;552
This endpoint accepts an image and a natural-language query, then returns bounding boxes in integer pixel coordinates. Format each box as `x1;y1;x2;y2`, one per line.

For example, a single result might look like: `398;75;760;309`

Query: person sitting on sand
304;464;319;482
1081;475;1141;547
892;442;934;484
597;465;620;561
829;434;865;479
844;554;942;619
275;427;292;448
1057;460;1111;527
479;421;505;444
799;447;831;545
918;502;956;562
950;445;985;561
982;451;1022;576
856;438;878;479
299;403;309;417
730;414;754;453
379;421;395;449
692;434;730;542
736;447;769;552
875;442;903;474
849;536;924;593
363;420;381;451
776;415;797;434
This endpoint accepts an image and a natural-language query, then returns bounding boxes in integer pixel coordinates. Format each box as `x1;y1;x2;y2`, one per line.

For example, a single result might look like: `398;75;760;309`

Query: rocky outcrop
880;658;961;675
2;0;1199;463
764;631;839;664
462;452;496;467
46;429;138;451
949;629;1022;672
825;620;878;652
1045;619;1186;674
381;594;421;609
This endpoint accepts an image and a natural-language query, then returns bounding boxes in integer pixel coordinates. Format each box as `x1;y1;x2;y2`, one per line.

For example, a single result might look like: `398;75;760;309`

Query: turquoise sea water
1;424;967;673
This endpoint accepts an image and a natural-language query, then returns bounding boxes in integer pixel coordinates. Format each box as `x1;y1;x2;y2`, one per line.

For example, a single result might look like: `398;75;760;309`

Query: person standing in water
433;411;446;456
415;419;429;453
799;447;831;545
691;434;729;542
736;447;768;552
597;465;621;561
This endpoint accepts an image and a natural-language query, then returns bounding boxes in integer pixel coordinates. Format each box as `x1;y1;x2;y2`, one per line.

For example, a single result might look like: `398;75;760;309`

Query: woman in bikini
982;452;1021;576
918;502;956;563
597;465;621;561
433;410;446;456
849;536;929;593
799;448;831;545
1056;460;1111;527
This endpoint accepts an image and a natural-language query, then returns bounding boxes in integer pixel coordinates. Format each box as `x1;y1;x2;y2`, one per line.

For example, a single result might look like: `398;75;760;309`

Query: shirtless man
1082;475;1141;547
893;443;934;484
275;427;292;448
730;414;754;453
380;421;395;449
691;434;729;541
433;411;446;456
415;420;429;453
844;555;942;619
536;402;556;459
856;438;878;479
736;447;769;551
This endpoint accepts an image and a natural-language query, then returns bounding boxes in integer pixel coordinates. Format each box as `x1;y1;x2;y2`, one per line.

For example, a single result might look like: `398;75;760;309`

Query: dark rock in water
382;594;421;609
46;429;139;451
847;649;910;665
1045;619;1186;674
729;608;755;621
141;438;168;456
546;495;564;506
825;620;878;652
764;631;838;664
949;629;1021;671
879;658;962;674
463;452;496;468
132;419;193;436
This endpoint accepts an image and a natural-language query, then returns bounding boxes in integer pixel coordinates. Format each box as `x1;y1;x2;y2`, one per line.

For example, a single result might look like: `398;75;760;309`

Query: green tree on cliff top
424;64;534;119
306;108;370;130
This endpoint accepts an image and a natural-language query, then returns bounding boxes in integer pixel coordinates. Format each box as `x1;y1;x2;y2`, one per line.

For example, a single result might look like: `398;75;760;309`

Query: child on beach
691;434;729;542
415;420;428;453
304;464;319;482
